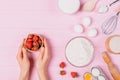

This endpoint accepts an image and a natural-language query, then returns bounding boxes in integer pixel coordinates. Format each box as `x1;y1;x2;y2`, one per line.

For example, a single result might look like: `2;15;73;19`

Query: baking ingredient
98;75;106;80
102;52;120;80
84;67;108;80
26;41;33;49
101;12;120;35
33;35;39;41
58;0;80;14
33;41;39;47
98;0;120;13
74;24;84;33
98;5;109;13
91;67;100;77
32;46;39;51
88;28;98;37
71;72;78;78
27;38;33;42
109;36;120;53
106;35;120;54
83;0;99;11
59;62;66;68
66;37;94;67
82;17;92;27
25;34;42;51
84;73;92;80
60;70;66;75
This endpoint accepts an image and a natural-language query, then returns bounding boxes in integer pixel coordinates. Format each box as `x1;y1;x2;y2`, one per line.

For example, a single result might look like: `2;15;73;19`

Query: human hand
17;40;30;80
36;38;50;80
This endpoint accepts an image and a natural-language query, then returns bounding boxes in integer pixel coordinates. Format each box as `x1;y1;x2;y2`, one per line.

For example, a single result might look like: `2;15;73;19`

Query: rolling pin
102;51;120;80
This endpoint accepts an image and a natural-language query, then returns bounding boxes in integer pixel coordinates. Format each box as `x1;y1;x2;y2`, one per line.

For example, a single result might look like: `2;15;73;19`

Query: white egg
98;75;106;80
65;37;94;67
74;24;84;33
91;67;100;77
88;28;98;37
58;0;80;14
82;17;92;27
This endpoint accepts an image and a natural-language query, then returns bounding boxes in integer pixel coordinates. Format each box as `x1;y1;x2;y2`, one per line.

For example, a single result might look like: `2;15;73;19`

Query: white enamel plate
65;37;94;67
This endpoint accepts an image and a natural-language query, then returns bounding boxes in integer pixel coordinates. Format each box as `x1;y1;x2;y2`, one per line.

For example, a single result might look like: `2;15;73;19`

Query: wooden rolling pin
102;51;120;80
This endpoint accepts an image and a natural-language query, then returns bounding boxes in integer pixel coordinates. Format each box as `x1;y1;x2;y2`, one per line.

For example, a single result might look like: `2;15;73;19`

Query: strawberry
59;62;66;68
27;38;33;42
33;35;39;41
26;41;33;49
71;72;79;78
32;46;38;51
28;34;34;38
38;39;42;44
60;70;66;76
33;41;39;47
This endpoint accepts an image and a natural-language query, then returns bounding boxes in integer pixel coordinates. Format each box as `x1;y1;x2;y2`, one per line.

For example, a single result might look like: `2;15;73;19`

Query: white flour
109;36;120;53
66;37;94;67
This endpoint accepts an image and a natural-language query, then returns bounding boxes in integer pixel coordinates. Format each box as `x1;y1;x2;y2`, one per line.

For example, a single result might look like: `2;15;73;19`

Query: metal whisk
101;12;120;35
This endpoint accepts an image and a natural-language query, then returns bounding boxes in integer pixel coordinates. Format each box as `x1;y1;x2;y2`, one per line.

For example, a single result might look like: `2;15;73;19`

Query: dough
65;37;94;67
58;0;80;14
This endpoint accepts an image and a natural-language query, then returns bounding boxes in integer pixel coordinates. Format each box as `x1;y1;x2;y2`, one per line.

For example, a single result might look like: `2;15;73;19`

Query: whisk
101;11;120;35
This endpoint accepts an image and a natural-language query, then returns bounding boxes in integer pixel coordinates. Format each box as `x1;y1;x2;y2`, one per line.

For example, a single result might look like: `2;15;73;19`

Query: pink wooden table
0;0;120;80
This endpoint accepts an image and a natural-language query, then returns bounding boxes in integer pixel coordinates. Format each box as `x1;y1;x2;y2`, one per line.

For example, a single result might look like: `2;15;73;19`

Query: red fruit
33;35;39;41
27;38;33;42
33;41;39;47
28;34;34;38
71;72;78;78
26;41;33;49
59;62;66;68
32;46;38;51
38;39;42;44
60;70;66;75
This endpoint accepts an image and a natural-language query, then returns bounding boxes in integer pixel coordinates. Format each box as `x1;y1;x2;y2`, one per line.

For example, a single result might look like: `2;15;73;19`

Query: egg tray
84;67;108;80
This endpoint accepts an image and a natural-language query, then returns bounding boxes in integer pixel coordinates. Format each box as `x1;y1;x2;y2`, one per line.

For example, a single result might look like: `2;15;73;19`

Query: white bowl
58;0;81;14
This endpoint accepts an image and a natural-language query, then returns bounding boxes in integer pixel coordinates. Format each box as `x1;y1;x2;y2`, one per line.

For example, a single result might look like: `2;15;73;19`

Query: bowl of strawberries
25;34;43;52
